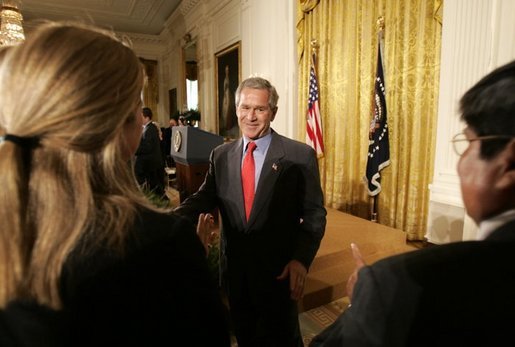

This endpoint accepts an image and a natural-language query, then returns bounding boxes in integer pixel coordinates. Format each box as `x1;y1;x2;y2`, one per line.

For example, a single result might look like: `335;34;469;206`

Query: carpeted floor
165;185;180;207
300;296;350;345
228;297;349;347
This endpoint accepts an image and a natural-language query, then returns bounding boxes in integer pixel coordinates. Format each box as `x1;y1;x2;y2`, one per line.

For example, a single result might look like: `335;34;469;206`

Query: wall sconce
0;0;25;46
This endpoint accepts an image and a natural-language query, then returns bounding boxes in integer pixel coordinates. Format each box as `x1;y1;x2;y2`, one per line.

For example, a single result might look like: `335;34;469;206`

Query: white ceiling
19;0;181;35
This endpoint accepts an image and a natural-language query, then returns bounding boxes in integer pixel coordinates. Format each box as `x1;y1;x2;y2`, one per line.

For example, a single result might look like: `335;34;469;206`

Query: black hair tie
1;134;40;149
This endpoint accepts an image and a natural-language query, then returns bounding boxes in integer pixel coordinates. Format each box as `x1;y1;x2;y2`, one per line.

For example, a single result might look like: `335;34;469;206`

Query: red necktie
242;141;257;221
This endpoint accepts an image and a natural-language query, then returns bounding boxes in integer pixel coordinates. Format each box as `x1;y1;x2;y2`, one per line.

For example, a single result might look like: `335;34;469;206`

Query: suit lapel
247;132;284;227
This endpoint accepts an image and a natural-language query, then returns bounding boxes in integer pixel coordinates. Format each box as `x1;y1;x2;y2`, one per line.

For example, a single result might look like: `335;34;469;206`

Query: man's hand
196;213;215;256
277;260;307;301
346;243;366;302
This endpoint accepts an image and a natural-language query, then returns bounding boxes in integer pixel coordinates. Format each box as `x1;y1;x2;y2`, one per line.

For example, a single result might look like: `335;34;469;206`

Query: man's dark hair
460;60;515;158
142;107;153;119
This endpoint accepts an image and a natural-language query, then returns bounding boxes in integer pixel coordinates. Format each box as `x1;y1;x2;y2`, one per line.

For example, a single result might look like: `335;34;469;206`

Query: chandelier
0;0;25;46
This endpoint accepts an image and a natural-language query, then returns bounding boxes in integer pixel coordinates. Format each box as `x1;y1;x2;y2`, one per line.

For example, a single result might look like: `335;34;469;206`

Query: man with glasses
175;77;327;346
310;60;515;346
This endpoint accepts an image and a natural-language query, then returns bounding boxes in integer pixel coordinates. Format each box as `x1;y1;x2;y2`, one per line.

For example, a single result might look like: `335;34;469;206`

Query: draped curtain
297;0;442;240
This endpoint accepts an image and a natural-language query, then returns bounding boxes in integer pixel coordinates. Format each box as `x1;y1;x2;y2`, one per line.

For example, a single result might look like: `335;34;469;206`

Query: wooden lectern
170;126;224;202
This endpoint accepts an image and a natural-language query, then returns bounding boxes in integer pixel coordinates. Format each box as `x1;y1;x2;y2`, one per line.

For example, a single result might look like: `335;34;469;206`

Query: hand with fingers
196;213;216;256
346;243;366;304
277;260;307;301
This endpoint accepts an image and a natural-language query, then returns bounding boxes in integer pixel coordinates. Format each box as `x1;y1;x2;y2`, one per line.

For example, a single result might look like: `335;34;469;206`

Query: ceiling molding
180;0;201;16
121;31;163;45
20;0;181;35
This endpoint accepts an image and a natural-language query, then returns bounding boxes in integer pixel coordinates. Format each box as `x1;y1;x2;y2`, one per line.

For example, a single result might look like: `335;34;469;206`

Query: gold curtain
140;58;159;116
297;0;442;240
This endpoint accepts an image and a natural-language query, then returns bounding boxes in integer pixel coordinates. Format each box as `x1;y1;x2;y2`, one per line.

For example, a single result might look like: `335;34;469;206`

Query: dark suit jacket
59;208;230;347
163;126;173;157
310;219;515;347
174;130;326;290
134;122;163;175
0;301;67;347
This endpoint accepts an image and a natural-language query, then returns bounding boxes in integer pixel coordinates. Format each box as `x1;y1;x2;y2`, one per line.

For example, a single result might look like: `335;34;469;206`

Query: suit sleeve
293;146;327;269
310;260;420;347
309;266;388;347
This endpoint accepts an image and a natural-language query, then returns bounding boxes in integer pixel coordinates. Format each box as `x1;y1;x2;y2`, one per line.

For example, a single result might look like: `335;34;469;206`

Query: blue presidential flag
364;43;390;196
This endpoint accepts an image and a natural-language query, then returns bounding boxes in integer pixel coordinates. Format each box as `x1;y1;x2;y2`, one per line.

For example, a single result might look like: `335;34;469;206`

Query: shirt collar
478;209;515;240
242;130;272;154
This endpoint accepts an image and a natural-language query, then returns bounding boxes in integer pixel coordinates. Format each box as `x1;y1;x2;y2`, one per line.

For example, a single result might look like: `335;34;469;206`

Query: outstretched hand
277;260;307;301
196;213;216;256
346;243;366;302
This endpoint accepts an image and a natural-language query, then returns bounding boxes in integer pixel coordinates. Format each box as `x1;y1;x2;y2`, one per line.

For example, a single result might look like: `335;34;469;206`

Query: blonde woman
0;22;229;346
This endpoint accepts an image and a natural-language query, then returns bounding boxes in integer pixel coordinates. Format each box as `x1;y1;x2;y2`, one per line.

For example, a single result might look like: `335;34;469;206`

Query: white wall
239;0;298;139
426;0;515;244
125;0;297;139
123;33;168;125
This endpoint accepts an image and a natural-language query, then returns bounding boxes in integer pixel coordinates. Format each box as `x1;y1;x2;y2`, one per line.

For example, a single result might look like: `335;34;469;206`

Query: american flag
364;41;390;196
306;56;324;157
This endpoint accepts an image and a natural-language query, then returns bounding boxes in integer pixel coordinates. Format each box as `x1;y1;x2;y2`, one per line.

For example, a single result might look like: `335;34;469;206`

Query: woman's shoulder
128;207;203;253
61;207;208;300
60;207;228;346
63;208;204;281
134;207;194;234
0;301;68;347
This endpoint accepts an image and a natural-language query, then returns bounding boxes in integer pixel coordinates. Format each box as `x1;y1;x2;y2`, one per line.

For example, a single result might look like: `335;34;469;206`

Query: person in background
310;60;515;346
174;76;327;347
134;106;166;199
0;22;230;347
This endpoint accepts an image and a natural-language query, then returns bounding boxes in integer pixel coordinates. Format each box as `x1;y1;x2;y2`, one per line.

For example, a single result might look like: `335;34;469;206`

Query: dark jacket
0;301;67;347
310;219;515;347
134;122;163;175
175;130;326;281
59;208;231;347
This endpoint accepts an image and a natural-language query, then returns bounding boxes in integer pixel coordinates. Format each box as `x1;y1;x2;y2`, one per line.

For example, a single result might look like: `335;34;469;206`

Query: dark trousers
226;273;304;347
136;167;165;198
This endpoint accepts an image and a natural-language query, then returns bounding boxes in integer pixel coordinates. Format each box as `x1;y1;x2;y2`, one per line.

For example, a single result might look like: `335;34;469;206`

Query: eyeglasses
238;105;270;116
451;133;515;156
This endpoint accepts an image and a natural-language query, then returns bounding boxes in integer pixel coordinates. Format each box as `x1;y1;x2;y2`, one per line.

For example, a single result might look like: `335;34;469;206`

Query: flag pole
372;195;378;222
365;16;389;223
310;39;319;68
370;16;385;223
377;17;385;73
306;38;325;158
